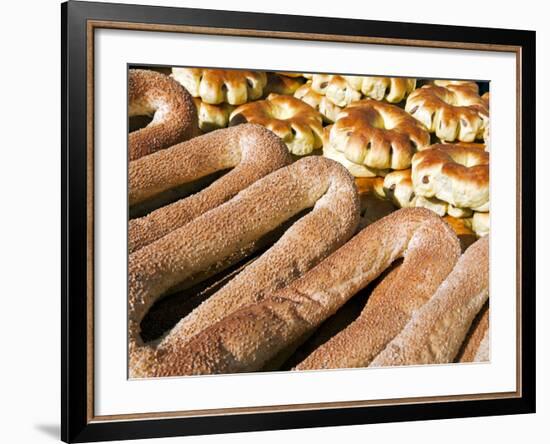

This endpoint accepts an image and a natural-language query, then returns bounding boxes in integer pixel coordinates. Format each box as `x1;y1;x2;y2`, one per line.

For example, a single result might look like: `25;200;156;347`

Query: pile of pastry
128;68;490;378
170;68;490;237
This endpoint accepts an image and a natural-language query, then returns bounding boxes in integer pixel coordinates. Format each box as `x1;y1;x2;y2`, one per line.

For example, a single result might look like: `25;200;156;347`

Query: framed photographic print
61;0;536;442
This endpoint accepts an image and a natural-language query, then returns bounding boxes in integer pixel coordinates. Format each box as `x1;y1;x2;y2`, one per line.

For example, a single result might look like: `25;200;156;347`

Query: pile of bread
127;68;491;378
170;68;490;236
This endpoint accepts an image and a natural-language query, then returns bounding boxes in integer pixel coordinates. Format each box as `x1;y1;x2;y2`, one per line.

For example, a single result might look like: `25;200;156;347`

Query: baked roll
405;82;489;142
356;77;416;103
229;93;324;156
264;73;305;96
171;67;267;105
310;74;362;107
192;98;234;133
411;143;489;214
293;81;342;123
323;100;431;177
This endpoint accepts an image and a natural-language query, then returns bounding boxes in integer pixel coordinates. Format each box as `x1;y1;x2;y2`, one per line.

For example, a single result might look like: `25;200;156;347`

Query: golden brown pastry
411;143;489;213
294;81;342;123
356;77;416;103
128;156;360;377
171;67;267;105
323;99;431;177
471;211;490;236
192;98;234;132
264;73;305;95
229;93;324;155
128;69;199;160
405;83;489;142
310;74;362;107
382;169;417;208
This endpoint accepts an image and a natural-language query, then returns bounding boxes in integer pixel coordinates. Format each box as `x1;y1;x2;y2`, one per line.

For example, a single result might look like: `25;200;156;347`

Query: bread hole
422;175;430;184
276;259;404;370
139;208;313;343
409;105;419;114
246;78;254;89
129;115;154;132
388;183;396;191
320;81;328;89
409;192;416;201
129;169;230;219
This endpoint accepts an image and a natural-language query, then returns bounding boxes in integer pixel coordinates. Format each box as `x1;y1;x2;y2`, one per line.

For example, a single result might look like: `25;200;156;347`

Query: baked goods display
127;67;492;378
128;156;360;377
128;69;199;160
310;74;416;105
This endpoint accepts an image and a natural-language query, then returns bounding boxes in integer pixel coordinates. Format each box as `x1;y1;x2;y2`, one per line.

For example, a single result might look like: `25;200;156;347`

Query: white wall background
0;0;546;443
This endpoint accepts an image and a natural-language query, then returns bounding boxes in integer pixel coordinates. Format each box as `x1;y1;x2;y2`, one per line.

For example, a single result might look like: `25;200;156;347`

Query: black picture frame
61;1;536;442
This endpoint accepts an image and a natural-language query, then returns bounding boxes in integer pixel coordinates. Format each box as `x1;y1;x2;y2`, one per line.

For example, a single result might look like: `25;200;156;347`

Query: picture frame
61;1;536;442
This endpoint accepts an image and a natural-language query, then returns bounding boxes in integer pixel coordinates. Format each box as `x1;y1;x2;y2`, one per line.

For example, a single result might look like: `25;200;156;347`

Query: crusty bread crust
153;208;460;376
370;236;489;367
128;124;291;253
128;69;198;160
128;156;360;377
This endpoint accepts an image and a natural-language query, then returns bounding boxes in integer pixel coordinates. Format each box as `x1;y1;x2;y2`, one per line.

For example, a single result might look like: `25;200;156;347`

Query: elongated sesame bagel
154;208;460;375
171;68;267;105
128;125;291;253
192;98;235;132
405;83;489;142
411;143;489;212
456;302;489;362
128;69;199;160
371;236;489;367
294;82;342;123
325;100;431;175
229;94;324;156
473;329;490;361
128;156;360;377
